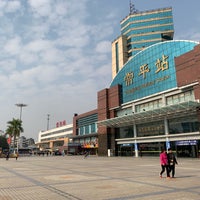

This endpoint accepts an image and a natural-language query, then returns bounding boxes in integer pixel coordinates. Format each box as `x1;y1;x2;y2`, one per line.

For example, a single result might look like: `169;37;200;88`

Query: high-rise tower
111;4;174;79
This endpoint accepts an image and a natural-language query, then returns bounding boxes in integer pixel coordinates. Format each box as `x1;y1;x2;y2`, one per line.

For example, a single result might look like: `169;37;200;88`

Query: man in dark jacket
167;148;178;178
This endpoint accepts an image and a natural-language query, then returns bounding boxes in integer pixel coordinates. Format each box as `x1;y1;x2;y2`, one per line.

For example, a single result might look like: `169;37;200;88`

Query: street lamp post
16;103;27;121
47;114;50;130
15;103;27;153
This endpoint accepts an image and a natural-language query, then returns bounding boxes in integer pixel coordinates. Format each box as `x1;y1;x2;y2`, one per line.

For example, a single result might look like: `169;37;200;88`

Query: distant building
9;136;35;149
18;136;26;148
37;123;73;152
26;138;35;147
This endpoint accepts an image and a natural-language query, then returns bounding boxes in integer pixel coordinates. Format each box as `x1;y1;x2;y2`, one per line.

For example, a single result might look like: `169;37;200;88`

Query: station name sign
124;54;170;95
176;140;197;146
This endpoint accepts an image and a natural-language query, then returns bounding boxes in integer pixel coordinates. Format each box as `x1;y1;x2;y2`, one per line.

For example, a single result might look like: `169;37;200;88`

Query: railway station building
73;6;200;157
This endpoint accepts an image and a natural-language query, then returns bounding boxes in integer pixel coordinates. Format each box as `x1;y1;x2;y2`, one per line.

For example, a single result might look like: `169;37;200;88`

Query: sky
0;0;200;141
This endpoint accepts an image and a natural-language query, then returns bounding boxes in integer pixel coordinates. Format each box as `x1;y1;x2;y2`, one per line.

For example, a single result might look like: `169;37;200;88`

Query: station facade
97;41;200;157
73;6;200;157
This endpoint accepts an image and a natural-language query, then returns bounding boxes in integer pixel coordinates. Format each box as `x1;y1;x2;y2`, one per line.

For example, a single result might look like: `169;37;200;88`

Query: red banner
7;137;11;145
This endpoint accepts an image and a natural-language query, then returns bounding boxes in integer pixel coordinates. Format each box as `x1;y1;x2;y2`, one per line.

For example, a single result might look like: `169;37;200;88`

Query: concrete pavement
0;155;199;200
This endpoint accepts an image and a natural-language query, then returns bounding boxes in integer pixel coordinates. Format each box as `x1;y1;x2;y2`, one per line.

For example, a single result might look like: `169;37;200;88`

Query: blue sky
0;0;199;141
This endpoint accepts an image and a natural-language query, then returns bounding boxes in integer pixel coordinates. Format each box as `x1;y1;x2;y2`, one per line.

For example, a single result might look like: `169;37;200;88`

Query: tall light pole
15;103;27;153
47;114;50;130
16;103;27;121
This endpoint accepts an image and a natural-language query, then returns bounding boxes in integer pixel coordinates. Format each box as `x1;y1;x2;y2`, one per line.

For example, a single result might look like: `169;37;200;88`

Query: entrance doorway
118;145;134;156
176;145;198;158
175;140;198;158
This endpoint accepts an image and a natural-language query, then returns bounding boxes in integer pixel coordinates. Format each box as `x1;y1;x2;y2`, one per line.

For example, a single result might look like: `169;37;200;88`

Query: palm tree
6;118;24;152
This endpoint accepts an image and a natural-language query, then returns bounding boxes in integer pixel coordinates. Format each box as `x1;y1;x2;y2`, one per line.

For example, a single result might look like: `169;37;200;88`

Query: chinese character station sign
110;41;198;104
124;54;170;95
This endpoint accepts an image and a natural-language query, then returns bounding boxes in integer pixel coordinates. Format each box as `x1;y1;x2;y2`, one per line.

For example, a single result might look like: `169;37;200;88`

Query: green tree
6;118;24;152
0;135;9;150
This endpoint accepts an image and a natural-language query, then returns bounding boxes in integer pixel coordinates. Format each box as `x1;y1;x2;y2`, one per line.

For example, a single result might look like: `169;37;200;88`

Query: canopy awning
97;101;200;127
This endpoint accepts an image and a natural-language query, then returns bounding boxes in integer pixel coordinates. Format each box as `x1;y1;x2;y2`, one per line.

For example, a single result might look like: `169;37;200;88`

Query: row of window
121;10;172;29
135;99;162;113
166;90;194;105
124;25;173;38
128;33;163;43
74;137;97;144
117;115;199;138
41;127;73;138
135;90;194;113
118;96;188;116
129;17;172;28
122;20;173;34
76;113;98;127
41;134;69;142
78;123;97;135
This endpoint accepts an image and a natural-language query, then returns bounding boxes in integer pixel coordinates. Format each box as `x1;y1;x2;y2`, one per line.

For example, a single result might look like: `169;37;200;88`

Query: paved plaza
0;155;199;200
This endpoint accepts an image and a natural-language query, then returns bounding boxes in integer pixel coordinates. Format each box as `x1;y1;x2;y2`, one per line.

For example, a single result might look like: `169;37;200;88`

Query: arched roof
110;40;199;104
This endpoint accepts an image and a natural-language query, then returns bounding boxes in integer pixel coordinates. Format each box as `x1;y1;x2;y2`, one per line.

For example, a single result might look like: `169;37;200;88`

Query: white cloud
28;0;51;17
0;0;21;14
0;59;16;72
40;48;65;64
95;41;111;53
0;1;6;9
6;0;21;13
19;52;38;65
28;0;49;8
4;36;22;55
25;39;52;53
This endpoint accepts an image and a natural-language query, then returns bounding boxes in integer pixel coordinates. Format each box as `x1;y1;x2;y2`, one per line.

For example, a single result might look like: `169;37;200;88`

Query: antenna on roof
129;0;138;14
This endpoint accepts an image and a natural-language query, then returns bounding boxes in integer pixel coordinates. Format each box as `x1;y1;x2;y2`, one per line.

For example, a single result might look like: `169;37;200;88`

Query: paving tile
0;156;199;200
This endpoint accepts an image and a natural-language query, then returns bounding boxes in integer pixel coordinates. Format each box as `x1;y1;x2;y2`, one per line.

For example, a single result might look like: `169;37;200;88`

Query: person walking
16;152;19;160
167;148;178;178
6;151;10;160
84;151;89;159
159;148;170;178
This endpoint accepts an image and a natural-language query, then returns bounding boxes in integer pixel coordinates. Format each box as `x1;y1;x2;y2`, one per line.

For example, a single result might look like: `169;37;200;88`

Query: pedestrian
16;152;19;160
159;148;170;178
6;151;10;160
167;148;178;178
84;151;89;159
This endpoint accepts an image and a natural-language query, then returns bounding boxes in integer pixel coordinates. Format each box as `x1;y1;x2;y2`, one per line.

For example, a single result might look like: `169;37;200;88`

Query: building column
132;104;139;157
50;141;53;150
134;124;138;157
164;117;170;150
162;95;170;151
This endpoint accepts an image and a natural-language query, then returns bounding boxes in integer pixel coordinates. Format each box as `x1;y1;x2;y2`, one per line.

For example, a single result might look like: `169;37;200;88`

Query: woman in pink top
159;149;170;178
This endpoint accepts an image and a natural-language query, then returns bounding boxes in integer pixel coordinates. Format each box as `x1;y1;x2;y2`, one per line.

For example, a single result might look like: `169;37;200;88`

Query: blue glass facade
110;40;198;104
77;113;98;135
121;8;174;57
